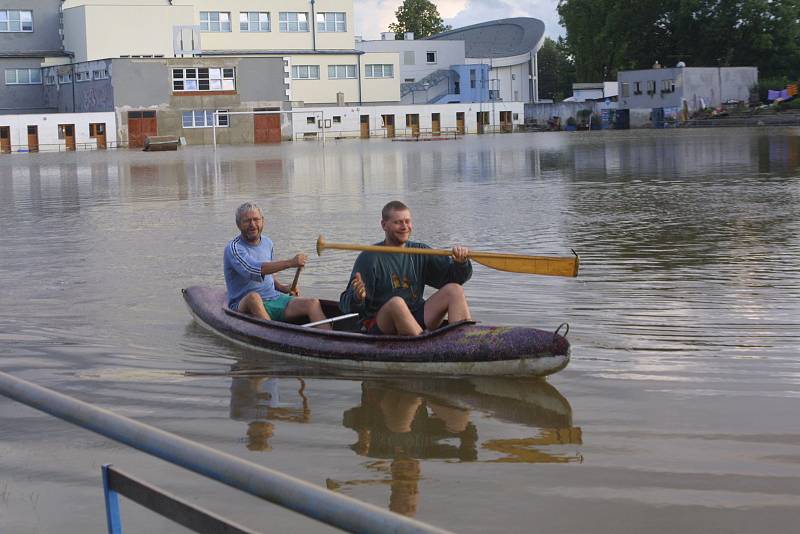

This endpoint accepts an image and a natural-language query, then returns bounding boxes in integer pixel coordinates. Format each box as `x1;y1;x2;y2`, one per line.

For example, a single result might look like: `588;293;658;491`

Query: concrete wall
357;38;464;83
524;101;603;125
451;64;489;103
618;67;758;113
0;0;63;53
0;58;51;113
291;101;524;138
0;111;116;152
63;0;357;61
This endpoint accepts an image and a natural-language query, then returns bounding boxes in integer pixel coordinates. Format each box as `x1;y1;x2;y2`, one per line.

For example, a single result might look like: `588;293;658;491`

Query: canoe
182;286;570;377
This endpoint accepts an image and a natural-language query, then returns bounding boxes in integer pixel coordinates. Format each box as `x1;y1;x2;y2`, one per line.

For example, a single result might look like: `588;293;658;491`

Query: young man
339;200;472;336
224;202;329;327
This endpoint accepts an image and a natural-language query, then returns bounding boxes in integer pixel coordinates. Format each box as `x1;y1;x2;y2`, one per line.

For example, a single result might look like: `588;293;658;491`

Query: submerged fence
0;370;451;534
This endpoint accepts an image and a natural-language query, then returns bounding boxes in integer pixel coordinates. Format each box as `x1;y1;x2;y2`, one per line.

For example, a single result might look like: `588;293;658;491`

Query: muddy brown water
1;128;799;533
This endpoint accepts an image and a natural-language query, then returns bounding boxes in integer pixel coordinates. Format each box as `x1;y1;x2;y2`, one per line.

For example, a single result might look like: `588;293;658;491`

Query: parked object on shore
182;287;571;377
143;135;180;151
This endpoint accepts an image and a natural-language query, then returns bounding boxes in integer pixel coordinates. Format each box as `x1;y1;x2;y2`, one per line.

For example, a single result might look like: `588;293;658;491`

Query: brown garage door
254;111;281;144
128;111;157;148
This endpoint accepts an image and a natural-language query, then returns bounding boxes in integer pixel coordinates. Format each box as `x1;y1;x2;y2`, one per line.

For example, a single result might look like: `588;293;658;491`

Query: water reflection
228;375;310;451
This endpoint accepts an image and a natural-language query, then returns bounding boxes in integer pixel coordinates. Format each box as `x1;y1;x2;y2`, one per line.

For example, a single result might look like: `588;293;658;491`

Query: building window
365;64;393;78
316;12;346;32
328;65;356;79
240;12;269;32
404;78;415;83
181;109;228;128
279;12;308;32
45;74;56;85
306;116;316;124
646;80;656;95
292;65;319;80
470;69;476;89
92;69;109;80
172;67;235;92
333;116;342;123
633;81;642;95
58;72;72;84
426;51;437;64
5;68;42;85
200;12;231;32
661;79;675;93
75;71;90;83
0;10;33;32
620;82;630;97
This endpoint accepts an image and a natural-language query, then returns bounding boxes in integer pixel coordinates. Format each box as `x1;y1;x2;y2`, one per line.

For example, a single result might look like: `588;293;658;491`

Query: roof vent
381;32;396;40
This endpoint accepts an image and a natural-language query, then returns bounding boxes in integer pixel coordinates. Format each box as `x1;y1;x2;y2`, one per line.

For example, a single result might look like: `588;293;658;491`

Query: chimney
404;32;414;40
381;32;396;40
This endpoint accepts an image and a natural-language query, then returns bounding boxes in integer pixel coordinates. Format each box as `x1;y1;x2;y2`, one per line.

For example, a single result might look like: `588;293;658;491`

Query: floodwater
1;128;799;533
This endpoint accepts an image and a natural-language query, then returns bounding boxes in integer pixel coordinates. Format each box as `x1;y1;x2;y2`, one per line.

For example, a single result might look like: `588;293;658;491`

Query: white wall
357;39;465;83
290;102;524;138
0;111;117;152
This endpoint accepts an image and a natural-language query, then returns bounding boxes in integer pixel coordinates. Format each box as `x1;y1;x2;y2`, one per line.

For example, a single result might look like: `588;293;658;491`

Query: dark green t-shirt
339;241;472;320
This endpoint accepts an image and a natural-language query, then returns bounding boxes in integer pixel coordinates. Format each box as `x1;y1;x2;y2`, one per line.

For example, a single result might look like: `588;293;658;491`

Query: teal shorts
262;294;294;322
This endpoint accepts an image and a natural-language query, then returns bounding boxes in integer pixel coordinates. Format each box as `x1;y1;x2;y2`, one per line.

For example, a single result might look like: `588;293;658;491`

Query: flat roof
426;17;545;58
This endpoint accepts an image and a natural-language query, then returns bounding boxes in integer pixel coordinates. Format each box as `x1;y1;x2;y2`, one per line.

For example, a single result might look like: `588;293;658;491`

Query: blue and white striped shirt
224;235;282;310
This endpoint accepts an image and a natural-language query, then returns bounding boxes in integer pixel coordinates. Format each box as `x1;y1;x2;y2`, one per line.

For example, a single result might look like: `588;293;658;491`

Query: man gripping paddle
339;201;472;336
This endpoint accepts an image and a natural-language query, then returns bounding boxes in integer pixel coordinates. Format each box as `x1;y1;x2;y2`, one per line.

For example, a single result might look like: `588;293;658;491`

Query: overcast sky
353;0;564;41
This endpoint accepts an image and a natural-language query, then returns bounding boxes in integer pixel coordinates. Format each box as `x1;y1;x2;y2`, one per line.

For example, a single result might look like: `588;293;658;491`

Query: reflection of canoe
182;286;570;376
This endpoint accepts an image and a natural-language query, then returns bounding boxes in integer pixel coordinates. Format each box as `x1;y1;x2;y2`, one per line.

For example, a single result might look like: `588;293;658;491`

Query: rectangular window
316;12;346;32
633;81;642;95
292;65;320;80
172;67;235;92
45;74;56;85
92;69;109;80
661;79;675;93
426;51;437;64
365;64;393;78
181;109;228;128
646;80;656;94
200;12;231;32
332;116;341;123
306;116;316;125
279;12;308;32
328;65;356;79
470;69;476;89
58;72;72;84
75;71;90;82
0;10;33;32
240;12;269;32
5;68;42;85
620;82;630;97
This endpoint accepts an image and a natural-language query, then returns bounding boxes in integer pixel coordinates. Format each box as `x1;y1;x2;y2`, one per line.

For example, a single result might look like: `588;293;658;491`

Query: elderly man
224;202;329;327
339;200;472;336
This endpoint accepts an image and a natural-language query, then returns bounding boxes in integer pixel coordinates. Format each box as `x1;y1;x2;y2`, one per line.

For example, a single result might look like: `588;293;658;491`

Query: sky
353;0;564;41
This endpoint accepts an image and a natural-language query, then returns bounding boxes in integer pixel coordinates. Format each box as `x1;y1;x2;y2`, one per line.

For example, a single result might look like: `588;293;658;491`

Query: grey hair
235;202;263;225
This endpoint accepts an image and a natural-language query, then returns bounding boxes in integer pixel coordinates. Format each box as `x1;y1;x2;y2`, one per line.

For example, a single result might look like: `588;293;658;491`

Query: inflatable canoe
182;286;570;377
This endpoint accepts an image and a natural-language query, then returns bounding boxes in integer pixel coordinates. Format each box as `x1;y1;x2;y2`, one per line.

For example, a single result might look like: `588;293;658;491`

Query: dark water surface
1;129;799;533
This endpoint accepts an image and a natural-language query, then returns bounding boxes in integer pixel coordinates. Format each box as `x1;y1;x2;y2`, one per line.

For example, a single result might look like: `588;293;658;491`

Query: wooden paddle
316;235;579;277
289;267;302;294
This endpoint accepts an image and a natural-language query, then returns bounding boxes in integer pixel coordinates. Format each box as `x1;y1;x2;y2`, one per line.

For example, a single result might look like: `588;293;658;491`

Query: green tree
557;0;800;81
538;37;576;101
388;0;452;39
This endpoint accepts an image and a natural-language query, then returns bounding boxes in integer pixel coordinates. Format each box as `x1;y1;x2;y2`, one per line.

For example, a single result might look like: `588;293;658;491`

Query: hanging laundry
787;83;798;97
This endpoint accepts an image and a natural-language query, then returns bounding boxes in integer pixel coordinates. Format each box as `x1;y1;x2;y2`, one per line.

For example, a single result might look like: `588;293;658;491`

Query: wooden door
406;114;420;136
60;124;76;151
382;115;395;138
431;113;440;135
90;123;107;149
456;112;465;134
500;111;512;133
27;125;39;152
476;111;489;134
254;112;281;144
128;111;157;148
0;126;10;153
360;115;370;139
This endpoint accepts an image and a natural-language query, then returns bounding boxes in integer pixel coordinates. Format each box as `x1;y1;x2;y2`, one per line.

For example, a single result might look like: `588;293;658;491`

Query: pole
0;371;451;534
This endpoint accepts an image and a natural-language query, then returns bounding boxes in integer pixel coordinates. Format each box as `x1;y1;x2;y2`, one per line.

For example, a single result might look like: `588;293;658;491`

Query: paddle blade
472;254;579;277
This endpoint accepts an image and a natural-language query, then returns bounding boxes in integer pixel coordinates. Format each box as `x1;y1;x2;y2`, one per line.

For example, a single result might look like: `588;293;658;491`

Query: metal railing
0;371;451;534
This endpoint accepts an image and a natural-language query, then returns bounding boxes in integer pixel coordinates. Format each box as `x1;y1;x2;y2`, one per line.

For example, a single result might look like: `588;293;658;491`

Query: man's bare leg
423;283;471;330
284;298;332;329
376;297;423;336
238;291;270;320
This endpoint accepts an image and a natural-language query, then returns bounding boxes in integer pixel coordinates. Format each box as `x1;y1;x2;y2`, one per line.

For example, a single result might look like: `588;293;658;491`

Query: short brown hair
382;200;409;220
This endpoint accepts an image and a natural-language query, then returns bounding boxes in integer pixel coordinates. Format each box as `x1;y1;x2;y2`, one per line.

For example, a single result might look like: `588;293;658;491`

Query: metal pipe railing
0;371;451;534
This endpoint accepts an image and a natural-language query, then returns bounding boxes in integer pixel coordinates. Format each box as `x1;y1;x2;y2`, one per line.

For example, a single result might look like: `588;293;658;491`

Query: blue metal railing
0;371;451;534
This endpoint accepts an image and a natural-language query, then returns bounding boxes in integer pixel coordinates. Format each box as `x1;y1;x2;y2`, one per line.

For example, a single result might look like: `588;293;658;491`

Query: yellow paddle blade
470;253;579;277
